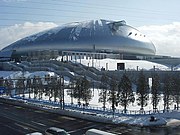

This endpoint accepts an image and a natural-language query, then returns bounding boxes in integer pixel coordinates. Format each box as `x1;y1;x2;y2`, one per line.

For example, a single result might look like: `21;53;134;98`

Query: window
128;32;132;36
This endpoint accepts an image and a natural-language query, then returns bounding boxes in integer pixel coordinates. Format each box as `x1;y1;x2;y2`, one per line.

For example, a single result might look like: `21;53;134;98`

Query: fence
8;95;176;117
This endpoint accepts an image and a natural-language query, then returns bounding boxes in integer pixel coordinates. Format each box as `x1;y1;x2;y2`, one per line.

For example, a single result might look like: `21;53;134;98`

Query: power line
0;1;179;28
0;12;89;19
49;0;180;15
0;11;179;24
1;2;178;18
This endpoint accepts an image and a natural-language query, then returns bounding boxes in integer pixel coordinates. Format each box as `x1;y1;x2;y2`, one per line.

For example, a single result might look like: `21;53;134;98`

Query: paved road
0;102;121;135
0;101;179;135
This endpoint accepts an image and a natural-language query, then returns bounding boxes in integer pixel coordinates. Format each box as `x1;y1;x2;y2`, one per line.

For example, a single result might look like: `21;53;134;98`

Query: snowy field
0;59;179;127
67;58;172;71
2;90;179;127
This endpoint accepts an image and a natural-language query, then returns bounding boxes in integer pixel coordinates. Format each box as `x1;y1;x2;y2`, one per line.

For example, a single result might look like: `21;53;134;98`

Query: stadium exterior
0;19;156;61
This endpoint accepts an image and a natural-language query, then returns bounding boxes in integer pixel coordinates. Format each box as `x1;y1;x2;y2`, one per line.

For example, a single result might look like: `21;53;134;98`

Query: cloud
0;22;57;50
138;22;180;57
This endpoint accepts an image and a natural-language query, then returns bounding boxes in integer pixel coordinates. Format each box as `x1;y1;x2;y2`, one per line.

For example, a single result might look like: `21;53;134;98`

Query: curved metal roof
1;19;156;56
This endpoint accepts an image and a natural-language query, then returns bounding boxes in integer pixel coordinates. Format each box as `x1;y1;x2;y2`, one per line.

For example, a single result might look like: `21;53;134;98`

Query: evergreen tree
48;76;55;101
0;77;3;86
67;78;75;104
52;76;58;102
99;74;109;111
72;76;92;106
172;76;180;110
163;75;174;112
74;77;83;105
118;74;135;113
57;77;64;108
136;71;149;111
81;76;92;106
108;76;118;114
37;77;43;100
151;73;161;112
26;77;32;99
4;78;13;96
16;77;25;97
44;74;51;99
32;76;38;99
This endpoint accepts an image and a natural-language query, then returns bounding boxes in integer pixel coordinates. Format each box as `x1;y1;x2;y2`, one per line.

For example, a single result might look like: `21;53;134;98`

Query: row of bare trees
0;75;64;107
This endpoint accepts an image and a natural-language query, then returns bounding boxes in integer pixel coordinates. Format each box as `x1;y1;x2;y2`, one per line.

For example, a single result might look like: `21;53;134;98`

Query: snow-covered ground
69;58;171;71
2;91;179;127
0;59;179;127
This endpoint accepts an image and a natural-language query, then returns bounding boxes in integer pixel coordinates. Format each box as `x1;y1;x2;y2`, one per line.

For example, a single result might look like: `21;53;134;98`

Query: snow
22;19;112;42
113;115;167;126
4;91;179;127
73;58;170;71
69;20;94;40
97;20;103;27
0;71;56;79
0;58;179;127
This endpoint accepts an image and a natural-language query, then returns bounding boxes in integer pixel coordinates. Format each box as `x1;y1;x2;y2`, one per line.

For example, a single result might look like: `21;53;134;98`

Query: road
0;102;122;135
0;101;179;135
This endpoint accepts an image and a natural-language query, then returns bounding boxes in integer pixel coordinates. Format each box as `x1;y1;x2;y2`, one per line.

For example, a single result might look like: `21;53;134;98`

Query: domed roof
1;19;156;56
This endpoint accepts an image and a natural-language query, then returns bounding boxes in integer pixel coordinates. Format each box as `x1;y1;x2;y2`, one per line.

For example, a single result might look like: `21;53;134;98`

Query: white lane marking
68;124;96;134
14;106;22;109
14;122;29;130
4;124;26;134
48;119;61;123
61;116;76;120
1;113;39;131
31;121;46;126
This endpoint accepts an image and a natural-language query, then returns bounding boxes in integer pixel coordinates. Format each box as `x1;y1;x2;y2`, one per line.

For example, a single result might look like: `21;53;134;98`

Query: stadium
0;19;156;61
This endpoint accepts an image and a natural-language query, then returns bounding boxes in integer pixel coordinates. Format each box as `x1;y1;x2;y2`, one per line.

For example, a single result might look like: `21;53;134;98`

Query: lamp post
60;76;64;110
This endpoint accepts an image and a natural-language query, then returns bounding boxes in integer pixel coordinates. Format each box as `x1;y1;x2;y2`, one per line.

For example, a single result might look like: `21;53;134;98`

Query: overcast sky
0;0;180;57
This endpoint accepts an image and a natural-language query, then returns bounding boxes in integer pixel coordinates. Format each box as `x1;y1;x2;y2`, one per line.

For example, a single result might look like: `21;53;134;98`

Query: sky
0;0;180;57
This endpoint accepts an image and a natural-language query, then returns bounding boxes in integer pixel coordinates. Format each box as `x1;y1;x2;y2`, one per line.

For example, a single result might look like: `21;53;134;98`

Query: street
0;102;117;135
0;101;179;135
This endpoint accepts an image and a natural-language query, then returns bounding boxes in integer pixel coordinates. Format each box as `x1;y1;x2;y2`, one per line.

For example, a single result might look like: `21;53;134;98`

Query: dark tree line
0;71;180;113
99;73;135;114
98;71;180;113
67;76;92;106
